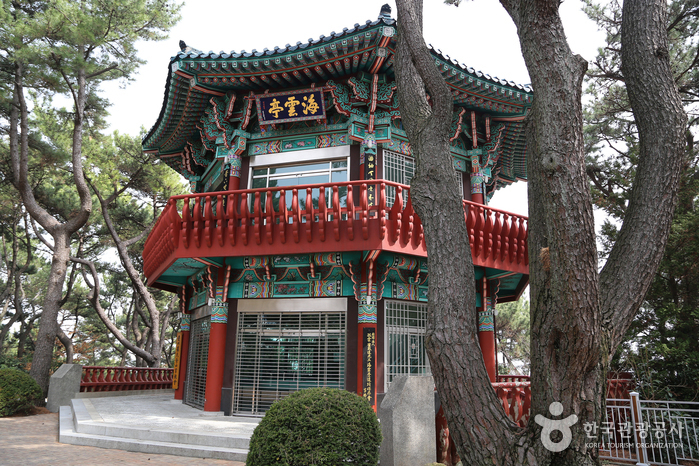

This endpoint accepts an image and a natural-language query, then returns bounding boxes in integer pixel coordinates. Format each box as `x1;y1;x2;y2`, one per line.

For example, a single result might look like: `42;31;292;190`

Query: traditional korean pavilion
142;4;531;415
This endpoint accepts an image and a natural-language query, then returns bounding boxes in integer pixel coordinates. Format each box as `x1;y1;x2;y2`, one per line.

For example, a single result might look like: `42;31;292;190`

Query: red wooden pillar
478;279;497;382
470;171;485;205
356;259;377;411
204;273;228;412
173;314;190;400
228;153;241;190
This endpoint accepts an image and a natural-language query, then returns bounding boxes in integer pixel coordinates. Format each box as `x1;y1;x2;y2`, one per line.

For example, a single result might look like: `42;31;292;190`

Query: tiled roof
142;6;532;194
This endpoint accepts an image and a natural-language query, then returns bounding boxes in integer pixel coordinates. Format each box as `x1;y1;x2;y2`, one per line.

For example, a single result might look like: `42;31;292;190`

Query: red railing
491;375;634;427
438;376;636;464
493;381;532;427
496;374;531;383
143;181;529;282
79;366;174;392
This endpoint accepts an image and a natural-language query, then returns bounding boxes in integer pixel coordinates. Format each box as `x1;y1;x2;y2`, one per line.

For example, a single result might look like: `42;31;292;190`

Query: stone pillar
379;375;436;466
47;364;83;412
204;278;228;411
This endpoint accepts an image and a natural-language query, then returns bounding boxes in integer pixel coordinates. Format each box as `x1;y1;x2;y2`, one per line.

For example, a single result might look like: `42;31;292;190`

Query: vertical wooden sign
361;327;376;408
172;332;183;390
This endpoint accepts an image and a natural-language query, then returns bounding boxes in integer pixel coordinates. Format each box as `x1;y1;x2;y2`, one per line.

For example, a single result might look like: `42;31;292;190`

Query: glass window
249;160;348;212
385;300;431;391
383;150;415;206
383;150;465;204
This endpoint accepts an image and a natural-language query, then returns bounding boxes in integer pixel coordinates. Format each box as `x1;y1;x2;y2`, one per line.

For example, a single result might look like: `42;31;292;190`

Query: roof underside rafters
143;10;533;193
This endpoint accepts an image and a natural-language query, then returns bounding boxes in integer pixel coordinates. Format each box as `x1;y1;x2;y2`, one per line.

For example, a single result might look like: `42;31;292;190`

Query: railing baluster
332;186;340;241
193;198;202;248
360;184;369;240
292;189;300;243
266;189;274;245
240;194;249;246
216;194;224;246
305;188;314;242
254;191;262;245
279;190;287;244
318;186;326;242
492;211;502;261
181;197;191;249
227;193;237;246
204;195;214;247
346;185;354;241
500;213;510;263
390;185;403;243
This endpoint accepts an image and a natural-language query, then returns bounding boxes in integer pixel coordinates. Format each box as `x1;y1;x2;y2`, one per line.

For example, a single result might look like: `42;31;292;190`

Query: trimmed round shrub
247;387;382;466
0;368;43;417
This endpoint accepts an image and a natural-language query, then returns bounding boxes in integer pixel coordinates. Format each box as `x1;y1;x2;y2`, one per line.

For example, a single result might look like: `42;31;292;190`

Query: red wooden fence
79;366;174;392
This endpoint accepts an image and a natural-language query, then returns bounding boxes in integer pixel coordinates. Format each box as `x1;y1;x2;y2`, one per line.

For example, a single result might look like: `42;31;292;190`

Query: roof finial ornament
380;4;391;18
178;40;201;55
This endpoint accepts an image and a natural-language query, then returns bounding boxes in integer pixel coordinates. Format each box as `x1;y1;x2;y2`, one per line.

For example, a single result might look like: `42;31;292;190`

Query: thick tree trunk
496;0;604;464
600;0;687;350
395;1;534;464
29;231;72;396
395;0;686;464
10;59;92;396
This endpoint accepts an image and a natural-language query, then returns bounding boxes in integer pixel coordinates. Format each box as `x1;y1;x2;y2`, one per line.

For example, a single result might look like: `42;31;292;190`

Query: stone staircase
59;397;258;462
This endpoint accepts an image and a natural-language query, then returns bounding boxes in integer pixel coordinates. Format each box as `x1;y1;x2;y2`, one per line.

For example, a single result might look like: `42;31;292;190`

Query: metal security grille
185;316;210;410
384;150;464;203
385;300;430;391
383;150;415;206
233;311;346;415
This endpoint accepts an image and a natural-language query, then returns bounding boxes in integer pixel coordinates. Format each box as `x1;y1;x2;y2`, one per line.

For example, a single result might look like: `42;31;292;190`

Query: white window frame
383;150;465;203
384;299;431;392
383;150;415;206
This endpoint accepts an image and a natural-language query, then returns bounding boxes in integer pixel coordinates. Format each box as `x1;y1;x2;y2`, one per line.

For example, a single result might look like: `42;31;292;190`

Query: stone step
70;398;252;450
59;404;250;462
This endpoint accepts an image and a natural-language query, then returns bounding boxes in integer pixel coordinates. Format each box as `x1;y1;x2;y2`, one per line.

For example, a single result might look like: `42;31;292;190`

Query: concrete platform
58;392;259;462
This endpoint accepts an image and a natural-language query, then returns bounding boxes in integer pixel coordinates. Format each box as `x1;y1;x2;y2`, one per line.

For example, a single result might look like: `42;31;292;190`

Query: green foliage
584;0;699;401
611;178;699;401
0;368;42;416
0;0;183;373
247;388;382;466
0;354;30;371
496;299;530;375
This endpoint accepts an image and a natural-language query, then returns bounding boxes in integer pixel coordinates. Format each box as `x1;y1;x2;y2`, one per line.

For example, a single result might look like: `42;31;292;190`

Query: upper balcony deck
143;180;528;286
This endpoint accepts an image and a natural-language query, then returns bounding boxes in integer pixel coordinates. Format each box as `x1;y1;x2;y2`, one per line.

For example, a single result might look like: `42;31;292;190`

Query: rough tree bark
394;0;686;464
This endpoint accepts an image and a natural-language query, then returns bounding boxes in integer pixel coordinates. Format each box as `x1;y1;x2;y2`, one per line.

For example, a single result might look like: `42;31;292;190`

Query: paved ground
0;413;246;466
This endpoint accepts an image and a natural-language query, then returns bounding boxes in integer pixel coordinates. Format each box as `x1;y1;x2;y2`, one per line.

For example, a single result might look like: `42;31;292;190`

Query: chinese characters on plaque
256;88;326;125
362;327;376;405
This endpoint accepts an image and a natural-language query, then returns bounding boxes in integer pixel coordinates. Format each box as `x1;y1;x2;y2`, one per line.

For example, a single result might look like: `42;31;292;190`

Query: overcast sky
101;0;606;215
